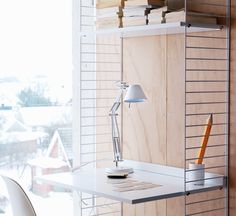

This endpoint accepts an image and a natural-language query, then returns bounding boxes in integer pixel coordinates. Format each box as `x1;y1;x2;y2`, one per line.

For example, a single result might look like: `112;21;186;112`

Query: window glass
0;0;73;215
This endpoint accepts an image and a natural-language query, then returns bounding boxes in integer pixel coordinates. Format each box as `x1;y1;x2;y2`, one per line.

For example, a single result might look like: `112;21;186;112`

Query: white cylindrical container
188;163;205;185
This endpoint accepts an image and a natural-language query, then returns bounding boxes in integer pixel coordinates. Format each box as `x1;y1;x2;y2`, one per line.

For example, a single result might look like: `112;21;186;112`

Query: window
0;0;73;215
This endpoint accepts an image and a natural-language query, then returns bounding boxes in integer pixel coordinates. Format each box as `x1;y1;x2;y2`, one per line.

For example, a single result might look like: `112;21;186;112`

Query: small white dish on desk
106;167;133;178
106;172;129;178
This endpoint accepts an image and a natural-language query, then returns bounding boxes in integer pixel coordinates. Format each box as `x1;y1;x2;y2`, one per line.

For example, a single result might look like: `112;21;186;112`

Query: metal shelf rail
78;0;122;215
184;0;230;215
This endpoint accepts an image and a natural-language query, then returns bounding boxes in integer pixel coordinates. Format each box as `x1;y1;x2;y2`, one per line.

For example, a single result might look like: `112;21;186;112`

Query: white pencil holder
188;163;205;185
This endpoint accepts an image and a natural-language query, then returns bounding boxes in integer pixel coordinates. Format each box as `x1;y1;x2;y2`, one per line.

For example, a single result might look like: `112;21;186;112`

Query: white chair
1;176;36;216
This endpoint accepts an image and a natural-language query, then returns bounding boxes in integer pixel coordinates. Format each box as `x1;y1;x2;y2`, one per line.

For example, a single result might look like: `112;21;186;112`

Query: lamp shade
124;84;147;103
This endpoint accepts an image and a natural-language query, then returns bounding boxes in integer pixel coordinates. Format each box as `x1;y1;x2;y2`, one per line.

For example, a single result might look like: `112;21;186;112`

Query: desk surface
36;160;225;204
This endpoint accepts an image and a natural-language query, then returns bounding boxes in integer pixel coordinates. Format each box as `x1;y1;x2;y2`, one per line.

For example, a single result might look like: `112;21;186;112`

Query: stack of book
122;5;149;27
149;7;218;25
96;0;125;9
96;0;124;29
125;0;165;7
123;0;166;27
165;10;218;25
167;0;184;11
96;0;217;29
96;0;166;29
148;6;168;24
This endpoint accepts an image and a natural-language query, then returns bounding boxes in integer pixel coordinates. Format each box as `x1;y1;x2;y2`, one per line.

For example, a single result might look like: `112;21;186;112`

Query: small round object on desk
105;167;133;178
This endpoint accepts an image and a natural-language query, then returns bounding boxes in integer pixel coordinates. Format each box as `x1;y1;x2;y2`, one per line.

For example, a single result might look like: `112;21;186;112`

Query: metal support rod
109;82;128;166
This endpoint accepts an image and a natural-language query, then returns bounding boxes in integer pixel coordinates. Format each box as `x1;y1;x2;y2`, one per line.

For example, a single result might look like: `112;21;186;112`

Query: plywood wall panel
123;35;167;165
122;34;186;216
165;33;185;216
166;34;185;168
123;200;166;216
122;35;168;216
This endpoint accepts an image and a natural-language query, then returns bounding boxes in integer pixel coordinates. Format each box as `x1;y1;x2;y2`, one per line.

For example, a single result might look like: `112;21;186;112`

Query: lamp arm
109;82;130;167
109;88;124;166
110;112;122;166
110;89;122;113
110;82;129;113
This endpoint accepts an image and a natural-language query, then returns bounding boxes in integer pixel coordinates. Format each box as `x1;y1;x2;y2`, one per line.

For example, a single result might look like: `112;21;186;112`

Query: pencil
196;114;213;164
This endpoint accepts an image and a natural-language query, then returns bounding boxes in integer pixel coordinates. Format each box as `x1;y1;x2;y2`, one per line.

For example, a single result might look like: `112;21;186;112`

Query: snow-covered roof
28;157;68;169
46;127;72;167
0;131;48;144
0;106;72;129
19;106;72;127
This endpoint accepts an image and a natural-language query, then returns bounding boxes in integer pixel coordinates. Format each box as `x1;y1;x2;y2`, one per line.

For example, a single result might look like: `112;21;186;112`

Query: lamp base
105;166;133;177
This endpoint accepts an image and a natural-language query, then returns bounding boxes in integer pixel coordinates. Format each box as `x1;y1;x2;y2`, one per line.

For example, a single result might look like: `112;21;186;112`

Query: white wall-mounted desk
35;160;226;204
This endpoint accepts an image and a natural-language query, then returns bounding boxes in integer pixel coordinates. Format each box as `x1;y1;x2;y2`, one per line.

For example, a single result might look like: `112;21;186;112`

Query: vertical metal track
79;1;122;215
225;0;231;215
120;35;124;216
184;1;187;215
184;0;230;216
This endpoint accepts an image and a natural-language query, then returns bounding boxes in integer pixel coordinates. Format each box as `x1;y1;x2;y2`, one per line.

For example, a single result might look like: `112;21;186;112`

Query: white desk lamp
106;82;147;176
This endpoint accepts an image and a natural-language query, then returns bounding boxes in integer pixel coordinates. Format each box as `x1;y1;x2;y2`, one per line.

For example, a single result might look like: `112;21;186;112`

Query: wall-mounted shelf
76;1;230;214
36;160;226;204
80;22;224;38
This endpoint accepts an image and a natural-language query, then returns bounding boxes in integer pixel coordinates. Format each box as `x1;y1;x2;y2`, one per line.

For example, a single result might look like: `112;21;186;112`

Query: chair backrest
1;176;36;216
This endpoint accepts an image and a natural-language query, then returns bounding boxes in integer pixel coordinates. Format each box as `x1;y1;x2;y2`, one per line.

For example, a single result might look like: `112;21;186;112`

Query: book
167;0;184;11
97;6;122;16
165;10;217;25
125;0;165;7
148;6;167;24
96;4;123;29
148;0;166;7
123;16;147;26
125;0;148;6
97;0;125;9
123;5;148;17
97;6;123;19
96;16;123;29
122;4;148;27
149;5;167;13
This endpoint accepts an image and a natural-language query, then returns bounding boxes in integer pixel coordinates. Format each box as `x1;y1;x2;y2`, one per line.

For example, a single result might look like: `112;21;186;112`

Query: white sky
0;0;72;102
